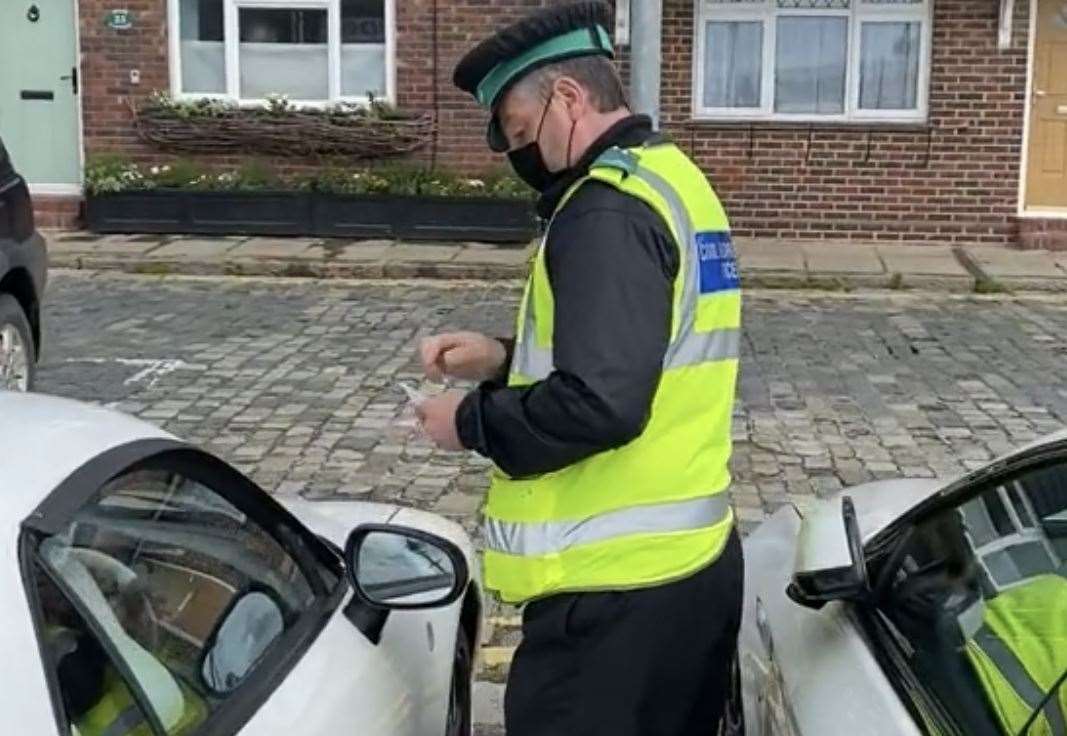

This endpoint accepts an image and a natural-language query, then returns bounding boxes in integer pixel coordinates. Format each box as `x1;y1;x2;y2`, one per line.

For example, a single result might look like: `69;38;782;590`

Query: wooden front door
1025;0;1067;210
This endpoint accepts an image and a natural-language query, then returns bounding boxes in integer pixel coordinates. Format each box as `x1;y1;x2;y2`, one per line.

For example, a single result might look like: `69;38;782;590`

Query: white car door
19;444;423;736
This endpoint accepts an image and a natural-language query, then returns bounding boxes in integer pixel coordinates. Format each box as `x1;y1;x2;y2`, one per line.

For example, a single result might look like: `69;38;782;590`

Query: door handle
1034;89;1047;97
1058;105;1067;116
59;67;78;95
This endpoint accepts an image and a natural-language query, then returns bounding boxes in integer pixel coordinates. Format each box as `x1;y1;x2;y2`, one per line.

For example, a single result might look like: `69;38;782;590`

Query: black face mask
507;94;576;193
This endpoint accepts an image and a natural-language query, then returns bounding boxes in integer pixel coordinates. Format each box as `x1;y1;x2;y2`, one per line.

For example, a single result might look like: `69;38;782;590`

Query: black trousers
505;528;745;736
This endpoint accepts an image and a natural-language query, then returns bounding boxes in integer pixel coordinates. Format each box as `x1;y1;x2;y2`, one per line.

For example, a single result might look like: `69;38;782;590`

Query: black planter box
86;189;537;244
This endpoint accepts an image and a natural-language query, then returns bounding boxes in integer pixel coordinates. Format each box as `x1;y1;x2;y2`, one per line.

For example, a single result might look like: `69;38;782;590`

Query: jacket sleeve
485;337;515;387
455;184;678;478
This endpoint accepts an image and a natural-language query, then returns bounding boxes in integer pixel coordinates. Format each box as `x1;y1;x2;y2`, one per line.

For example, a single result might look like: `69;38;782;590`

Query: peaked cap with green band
452;1;614;152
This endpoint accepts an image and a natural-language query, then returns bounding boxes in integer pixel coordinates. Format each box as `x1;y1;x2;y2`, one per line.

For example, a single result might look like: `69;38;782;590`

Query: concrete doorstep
44;232;1067;293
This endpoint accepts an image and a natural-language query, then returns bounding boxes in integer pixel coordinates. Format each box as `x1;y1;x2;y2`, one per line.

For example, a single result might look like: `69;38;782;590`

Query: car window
33;560;157;736
873;460;1067;736
27;466;330;735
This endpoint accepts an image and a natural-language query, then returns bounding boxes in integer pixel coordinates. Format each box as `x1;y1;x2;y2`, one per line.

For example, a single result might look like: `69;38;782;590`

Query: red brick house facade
5;0;1065;246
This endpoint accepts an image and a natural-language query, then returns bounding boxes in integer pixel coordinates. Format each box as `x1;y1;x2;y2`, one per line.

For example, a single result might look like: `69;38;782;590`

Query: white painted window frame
692;0;932;124
167;0;396;108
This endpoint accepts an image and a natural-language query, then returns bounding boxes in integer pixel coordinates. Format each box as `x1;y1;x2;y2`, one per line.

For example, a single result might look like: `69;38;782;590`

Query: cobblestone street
36;271;1067;732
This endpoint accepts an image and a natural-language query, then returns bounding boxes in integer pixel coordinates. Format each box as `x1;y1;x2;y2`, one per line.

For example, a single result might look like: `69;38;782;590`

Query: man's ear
554;76;587;121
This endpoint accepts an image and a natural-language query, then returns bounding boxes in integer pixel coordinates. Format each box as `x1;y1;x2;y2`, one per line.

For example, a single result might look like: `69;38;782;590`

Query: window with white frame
171;0;393;104
694;0;930;122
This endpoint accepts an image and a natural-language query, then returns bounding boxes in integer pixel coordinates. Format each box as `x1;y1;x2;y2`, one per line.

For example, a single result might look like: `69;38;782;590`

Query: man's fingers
420;337;447;381
441;344;471;373
422;334;473;380
420;337;441;369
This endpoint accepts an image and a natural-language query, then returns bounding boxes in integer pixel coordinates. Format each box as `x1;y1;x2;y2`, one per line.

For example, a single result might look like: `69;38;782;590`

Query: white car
738;429;1067;736
1;392;483;736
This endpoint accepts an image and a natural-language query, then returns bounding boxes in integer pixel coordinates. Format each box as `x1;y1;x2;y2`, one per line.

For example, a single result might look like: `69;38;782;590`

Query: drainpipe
628;0;663;129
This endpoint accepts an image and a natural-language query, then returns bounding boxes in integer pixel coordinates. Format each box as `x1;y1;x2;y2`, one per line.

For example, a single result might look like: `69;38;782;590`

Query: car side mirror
787;495;870;610
344;524;469;611
200;590;285;694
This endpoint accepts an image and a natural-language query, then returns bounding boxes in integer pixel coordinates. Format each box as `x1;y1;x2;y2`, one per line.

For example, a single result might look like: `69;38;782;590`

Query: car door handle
59;67;78;95
1034;89;1047;97
1058;105;1067;116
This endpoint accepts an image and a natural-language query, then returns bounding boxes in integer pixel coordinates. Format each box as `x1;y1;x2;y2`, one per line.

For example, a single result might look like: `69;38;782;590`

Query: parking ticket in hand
397;382;428;407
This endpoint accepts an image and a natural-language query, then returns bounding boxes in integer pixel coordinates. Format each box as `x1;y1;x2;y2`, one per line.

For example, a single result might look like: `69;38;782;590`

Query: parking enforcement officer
416;3;745;733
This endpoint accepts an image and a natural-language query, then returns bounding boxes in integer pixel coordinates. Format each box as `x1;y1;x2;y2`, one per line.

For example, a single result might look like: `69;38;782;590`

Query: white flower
150;166;160;175
467;179;485;188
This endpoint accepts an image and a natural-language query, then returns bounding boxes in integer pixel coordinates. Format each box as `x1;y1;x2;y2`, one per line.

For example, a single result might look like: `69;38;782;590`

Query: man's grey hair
515;55;629;112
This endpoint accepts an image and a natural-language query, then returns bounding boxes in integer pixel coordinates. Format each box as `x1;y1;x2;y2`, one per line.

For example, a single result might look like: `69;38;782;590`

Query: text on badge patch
695;231;740;294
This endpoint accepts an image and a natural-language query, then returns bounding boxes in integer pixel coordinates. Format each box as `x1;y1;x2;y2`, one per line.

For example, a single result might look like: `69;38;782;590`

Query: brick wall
79;0;171;159
74;0;1035;245
1018;218;1067;251
660;0;1032;245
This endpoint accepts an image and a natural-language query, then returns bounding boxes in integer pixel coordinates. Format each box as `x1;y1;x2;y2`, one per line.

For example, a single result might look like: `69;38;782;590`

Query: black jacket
456;115;679;478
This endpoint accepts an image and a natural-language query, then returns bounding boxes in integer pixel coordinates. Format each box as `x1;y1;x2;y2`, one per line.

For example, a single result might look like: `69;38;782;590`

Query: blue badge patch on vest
695;231;739;294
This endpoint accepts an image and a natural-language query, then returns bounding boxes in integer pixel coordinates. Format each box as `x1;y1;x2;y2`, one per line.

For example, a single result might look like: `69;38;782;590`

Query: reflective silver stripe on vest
628;165;738;368
666;327;741;368
973;625;1067;736
484;493;731;556
100;706;148;736
511;279;553;380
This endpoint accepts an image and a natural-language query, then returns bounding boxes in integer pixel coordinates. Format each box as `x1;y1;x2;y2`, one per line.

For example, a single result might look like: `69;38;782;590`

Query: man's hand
415;390;467;451
420;332;507;383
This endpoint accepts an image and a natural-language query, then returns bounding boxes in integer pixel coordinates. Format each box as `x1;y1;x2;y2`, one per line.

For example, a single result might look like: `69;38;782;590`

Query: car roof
0;392;174;524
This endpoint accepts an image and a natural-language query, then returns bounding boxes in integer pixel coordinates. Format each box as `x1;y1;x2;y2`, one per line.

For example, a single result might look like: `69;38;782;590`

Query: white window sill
687;115;930;130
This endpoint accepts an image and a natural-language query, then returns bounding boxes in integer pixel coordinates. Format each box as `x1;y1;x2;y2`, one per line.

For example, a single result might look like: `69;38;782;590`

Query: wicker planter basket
132;101;435;159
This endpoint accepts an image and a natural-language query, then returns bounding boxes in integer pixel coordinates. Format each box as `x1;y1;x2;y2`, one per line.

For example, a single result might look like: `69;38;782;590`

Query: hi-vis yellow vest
483;140;741;604
965;574;1067;736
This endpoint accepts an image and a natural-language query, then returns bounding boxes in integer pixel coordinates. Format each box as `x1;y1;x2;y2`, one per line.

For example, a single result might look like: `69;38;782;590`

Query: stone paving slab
877;245;974;292
234;237;322;259
332;241;394;262
801;242;886;275
734;238;806;272
387;244;463;262
453;245;534;266
49;233;163;256
877;245;969;276
37;272;1067;730
963;246;1067;291
145;238;243;260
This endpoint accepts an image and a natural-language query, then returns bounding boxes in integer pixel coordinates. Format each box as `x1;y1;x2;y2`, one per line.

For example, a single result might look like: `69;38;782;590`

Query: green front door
0;0;81;187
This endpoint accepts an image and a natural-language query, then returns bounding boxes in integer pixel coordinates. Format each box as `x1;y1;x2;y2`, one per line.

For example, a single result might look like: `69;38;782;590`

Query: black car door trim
19;438;349;736
853;605;967;736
